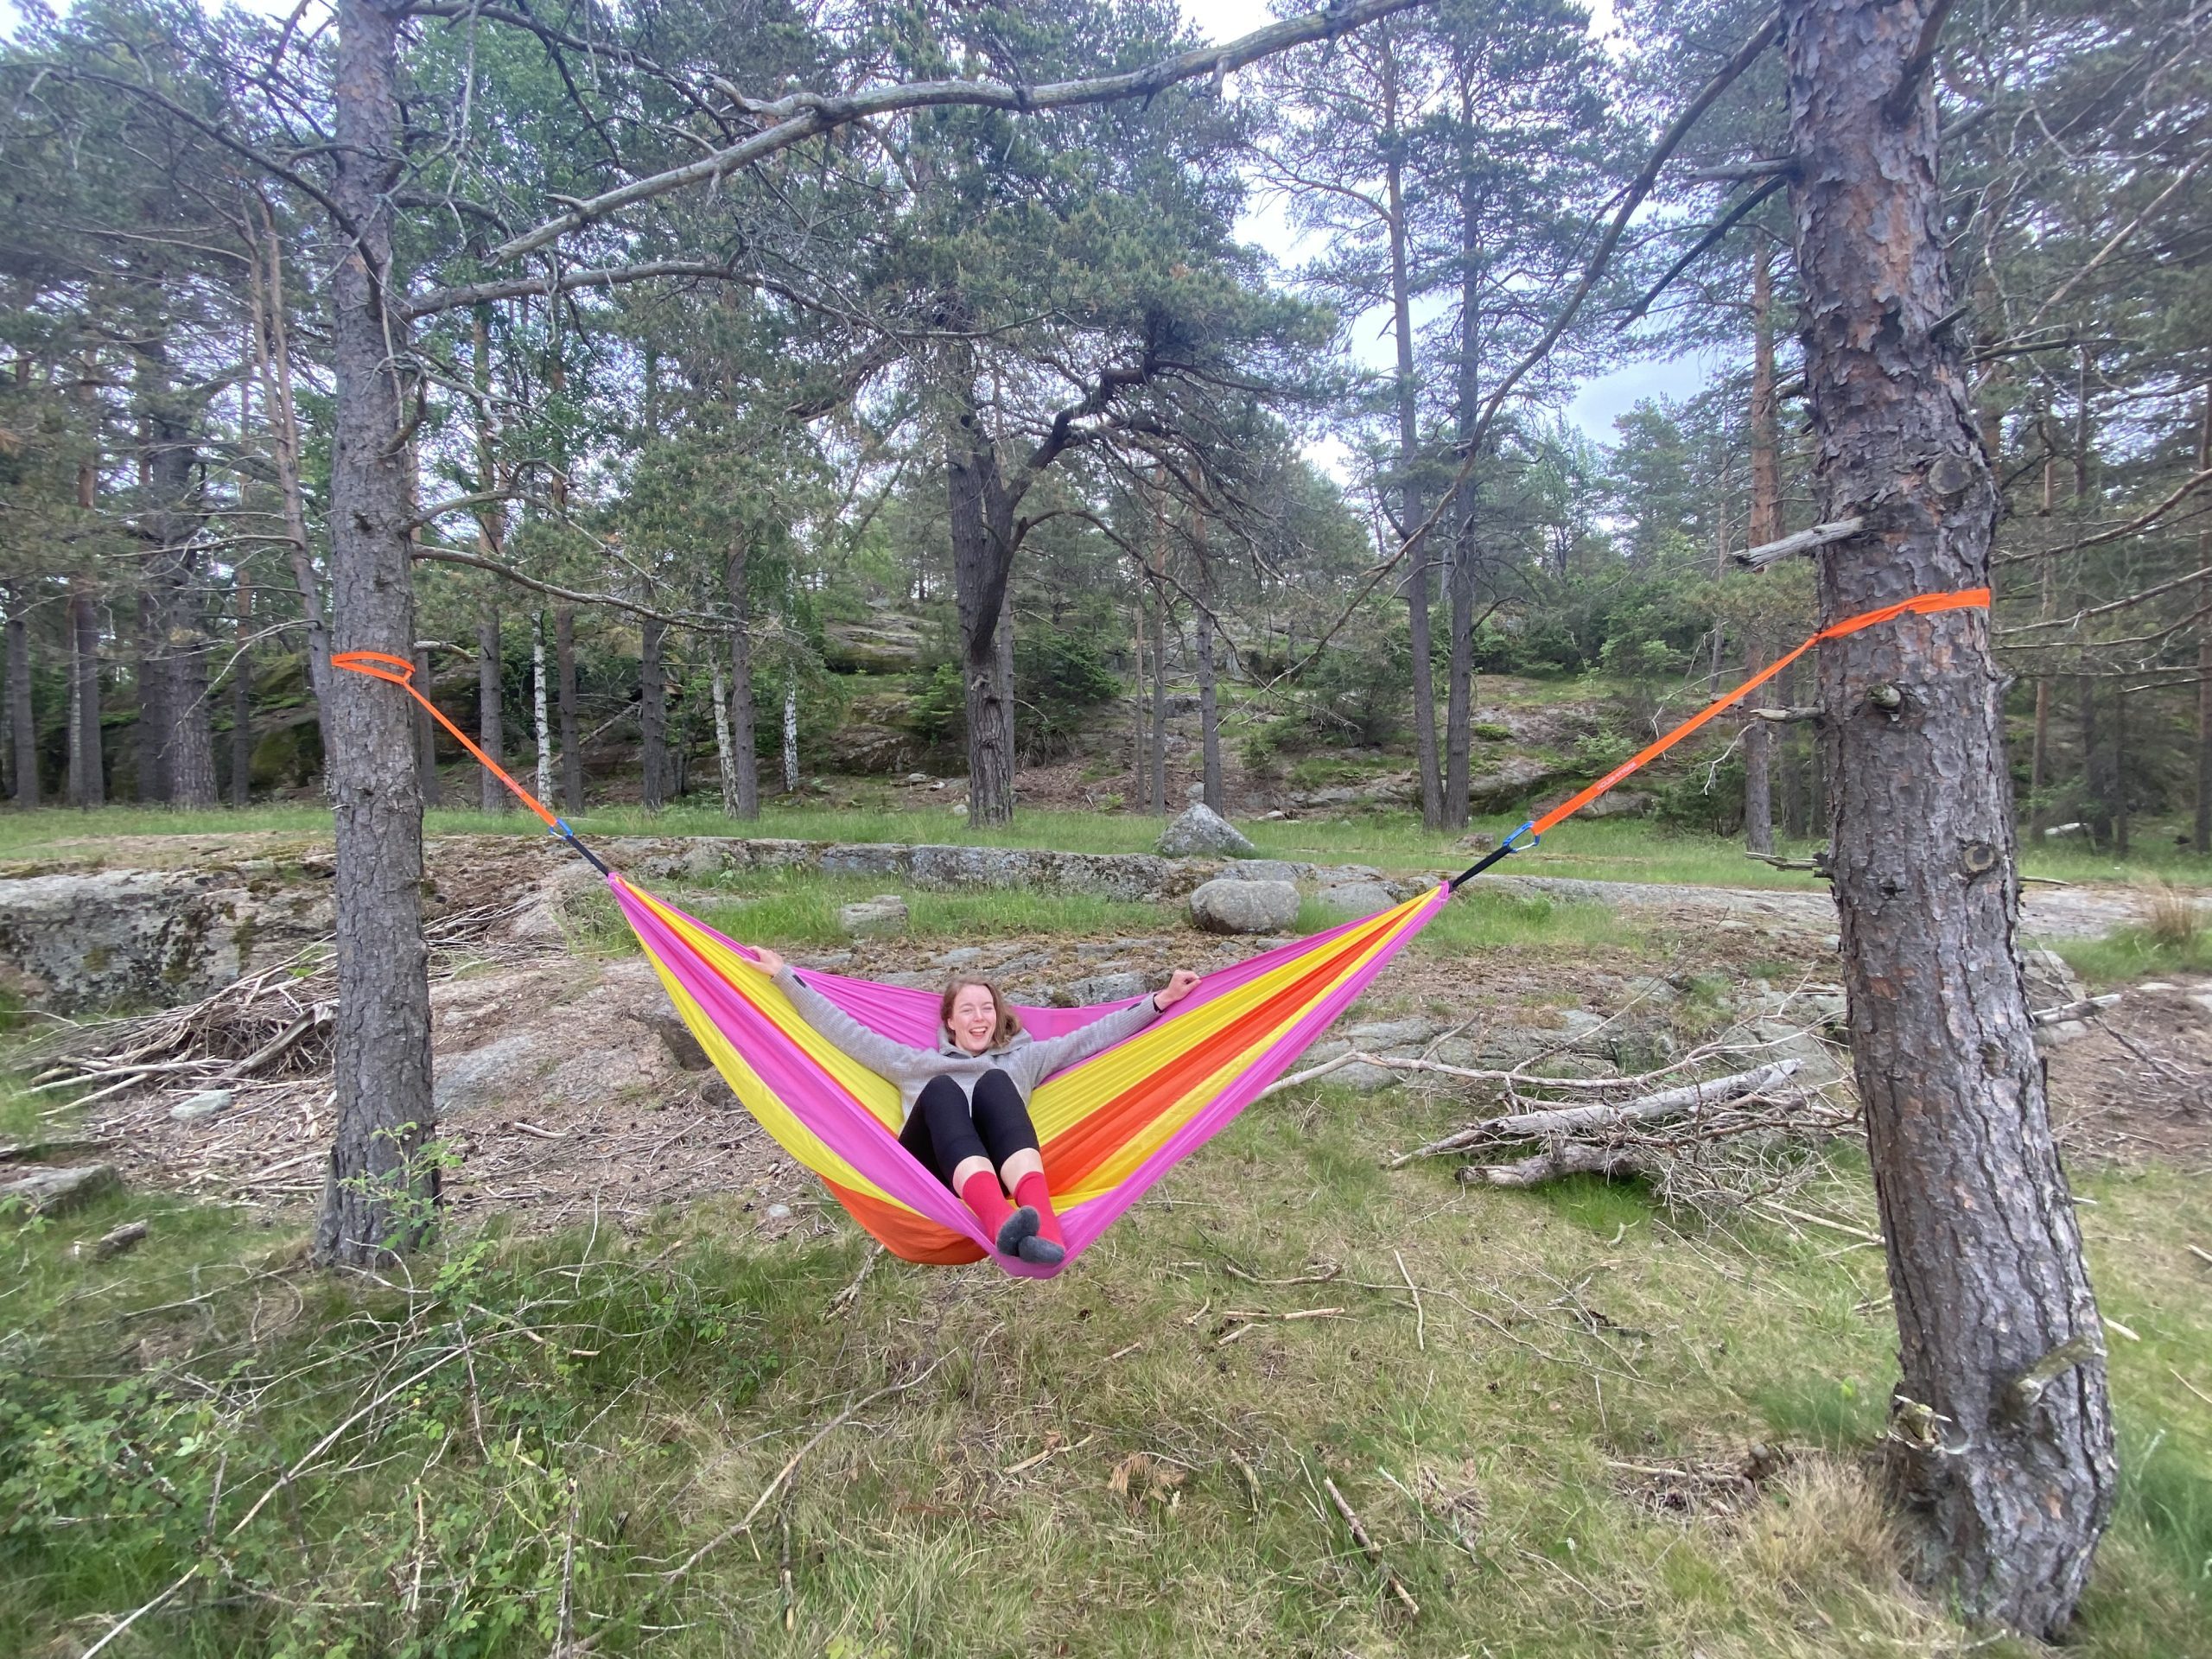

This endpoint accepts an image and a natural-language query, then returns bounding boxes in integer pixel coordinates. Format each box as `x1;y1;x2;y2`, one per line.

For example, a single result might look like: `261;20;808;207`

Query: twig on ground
1322;1476;1420;1618
1395;1249;1425;1351
658;1357;944;1587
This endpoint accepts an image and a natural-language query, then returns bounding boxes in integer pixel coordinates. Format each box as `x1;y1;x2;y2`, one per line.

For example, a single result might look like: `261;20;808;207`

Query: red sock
958;1168;1014;1236
1014;1172;1063;1248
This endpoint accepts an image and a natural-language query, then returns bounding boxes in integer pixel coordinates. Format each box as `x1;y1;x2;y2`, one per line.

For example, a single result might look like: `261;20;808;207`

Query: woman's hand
753;946;785;977
1154;969;1200;1011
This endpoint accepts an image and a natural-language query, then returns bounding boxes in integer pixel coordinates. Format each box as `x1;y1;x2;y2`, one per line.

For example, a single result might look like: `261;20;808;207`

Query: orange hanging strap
1449;586;1991;889
332;651;610;874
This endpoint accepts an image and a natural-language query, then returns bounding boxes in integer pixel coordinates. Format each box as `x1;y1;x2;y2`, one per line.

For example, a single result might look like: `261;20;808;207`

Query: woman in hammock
751;950;1200;1265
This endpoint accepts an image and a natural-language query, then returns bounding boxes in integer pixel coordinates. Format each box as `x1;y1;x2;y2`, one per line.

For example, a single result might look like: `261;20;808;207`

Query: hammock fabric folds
611;876;1449;1276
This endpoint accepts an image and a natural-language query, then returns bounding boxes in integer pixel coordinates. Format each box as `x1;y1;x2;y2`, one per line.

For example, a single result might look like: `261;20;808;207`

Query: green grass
9;799;2212;899
2058;925;2212;989
5;1064;2207;1657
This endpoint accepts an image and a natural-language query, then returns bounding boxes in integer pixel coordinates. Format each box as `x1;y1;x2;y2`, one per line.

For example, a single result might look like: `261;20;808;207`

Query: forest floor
3;806;2211;1656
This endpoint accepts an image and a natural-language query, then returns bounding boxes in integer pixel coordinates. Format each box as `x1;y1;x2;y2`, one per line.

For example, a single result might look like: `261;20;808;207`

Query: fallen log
1395;1058;1806;1164
1458;1143;1650;1188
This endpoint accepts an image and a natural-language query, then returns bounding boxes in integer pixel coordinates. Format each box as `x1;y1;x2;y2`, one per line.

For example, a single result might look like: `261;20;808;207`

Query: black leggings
900;1070;1040;1188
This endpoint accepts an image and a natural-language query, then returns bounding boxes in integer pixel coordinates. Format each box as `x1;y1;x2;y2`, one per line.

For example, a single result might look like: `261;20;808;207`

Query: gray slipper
1016;1233;1065;1268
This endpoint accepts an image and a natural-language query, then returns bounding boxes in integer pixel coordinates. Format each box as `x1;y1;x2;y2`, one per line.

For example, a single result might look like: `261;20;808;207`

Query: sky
0;0;1713;451
1178;0;1713;453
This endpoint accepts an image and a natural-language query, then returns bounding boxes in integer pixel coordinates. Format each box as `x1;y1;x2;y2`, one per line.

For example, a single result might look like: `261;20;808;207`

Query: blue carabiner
1504;820;1541;854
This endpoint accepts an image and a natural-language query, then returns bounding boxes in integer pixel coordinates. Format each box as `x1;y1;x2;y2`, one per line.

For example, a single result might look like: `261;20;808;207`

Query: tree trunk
136;591;167;804
2078;676;2110;844
2194;400;2210;855
532;613;552;810
2028;447;2056;838
230;580;252;806
413;643;441;807
1744;243;1780;853
1383;58;1441;827
1441;149;1480;833
995;581;1018;786
141;372;217;808
68;583;105;807
639;614;667;811
316;0;435;1271
1195;514;1224;814
478;608;507;813
1782;0;2113;1631
556;607;581;813
2113;685;2127;857
725;548;757;819
711;654;738;816
7;590;38;806
781;673;799;794
947;440;1017;825
1779;654;1808;836
251;213;334;761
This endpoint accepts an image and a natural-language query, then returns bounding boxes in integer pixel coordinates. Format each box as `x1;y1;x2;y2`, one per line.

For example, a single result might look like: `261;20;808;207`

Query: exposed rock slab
1;1163;121;1215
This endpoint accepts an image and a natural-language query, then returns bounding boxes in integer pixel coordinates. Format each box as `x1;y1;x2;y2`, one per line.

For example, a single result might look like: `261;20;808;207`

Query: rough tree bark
413;643;441;807
725;546;758;818
68;582;105;807
1743;242;1779;854
315;0;435;1270
1782;0;2114;1631
639;614;668;811
478;608;507;813
6;589;37;806
556;607;581;813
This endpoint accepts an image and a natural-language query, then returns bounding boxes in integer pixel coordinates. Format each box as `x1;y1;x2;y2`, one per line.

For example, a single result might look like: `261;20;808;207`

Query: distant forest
1;0;2203;849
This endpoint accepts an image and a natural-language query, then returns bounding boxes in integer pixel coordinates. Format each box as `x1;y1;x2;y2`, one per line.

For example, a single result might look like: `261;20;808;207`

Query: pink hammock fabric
612;877;1450;1276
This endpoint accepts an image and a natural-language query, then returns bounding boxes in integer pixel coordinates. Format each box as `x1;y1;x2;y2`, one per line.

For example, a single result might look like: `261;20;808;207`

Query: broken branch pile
1380;1047;1857;1217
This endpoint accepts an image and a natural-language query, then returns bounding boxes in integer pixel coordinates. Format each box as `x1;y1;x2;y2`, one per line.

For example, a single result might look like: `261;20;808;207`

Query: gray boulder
1315;880;1397;916
1158;804;1257;859
837;894;910;938
169;1090;233;1122
1188;877;1300;935
1063;970;1154;1006
1;1163;119;1216
1220;860;1300;886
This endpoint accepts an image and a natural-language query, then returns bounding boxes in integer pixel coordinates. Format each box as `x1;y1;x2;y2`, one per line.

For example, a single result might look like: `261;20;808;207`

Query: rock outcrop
1188;877;1300;935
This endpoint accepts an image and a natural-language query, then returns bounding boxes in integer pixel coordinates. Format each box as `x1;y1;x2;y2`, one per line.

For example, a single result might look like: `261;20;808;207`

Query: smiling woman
751;944;1199;1266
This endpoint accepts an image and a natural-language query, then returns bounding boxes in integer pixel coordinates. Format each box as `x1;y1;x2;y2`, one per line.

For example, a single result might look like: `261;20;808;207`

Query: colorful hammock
614;877;1446;1273
333;583;1986;1276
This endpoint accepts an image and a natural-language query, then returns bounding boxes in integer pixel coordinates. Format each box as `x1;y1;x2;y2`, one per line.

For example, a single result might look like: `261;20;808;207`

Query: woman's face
948;984;1000;1054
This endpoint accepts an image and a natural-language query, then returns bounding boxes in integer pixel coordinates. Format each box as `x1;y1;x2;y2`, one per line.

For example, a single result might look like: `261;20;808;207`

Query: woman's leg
907;1076;1037;1255
969;1071;1063;1265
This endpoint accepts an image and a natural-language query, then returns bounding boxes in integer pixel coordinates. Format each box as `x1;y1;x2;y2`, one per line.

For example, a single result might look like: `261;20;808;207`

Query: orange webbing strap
332;651;611;874
1450;587;1991;887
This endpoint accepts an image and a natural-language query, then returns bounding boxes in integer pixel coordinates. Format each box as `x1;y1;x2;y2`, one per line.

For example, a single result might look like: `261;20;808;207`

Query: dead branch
1459;1142;1652;1188
1395;1059;1806;1163
1734;516;1865;569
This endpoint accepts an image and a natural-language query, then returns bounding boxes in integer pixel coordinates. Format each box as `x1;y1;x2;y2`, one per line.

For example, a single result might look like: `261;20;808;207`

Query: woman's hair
939;977;1024;1048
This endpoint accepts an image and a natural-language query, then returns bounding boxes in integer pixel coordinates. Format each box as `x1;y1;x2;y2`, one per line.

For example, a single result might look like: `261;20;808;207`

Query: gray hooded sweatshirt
772;964;1163;1124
